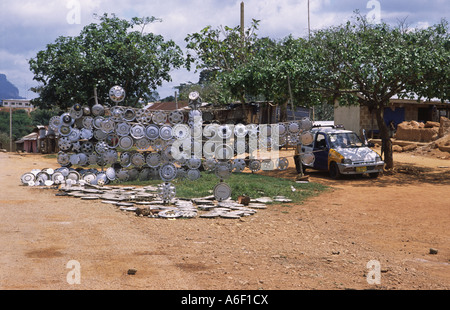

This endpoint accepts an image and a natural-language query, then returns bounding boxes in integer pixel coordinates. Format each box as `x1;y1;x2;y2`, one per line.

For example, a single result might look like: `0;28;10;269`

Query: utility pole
240;1;245;43
10;107;13;152
240;1;249;121
175;91;178;110
308;0;314;120
94;87;99;106
308;0;311;39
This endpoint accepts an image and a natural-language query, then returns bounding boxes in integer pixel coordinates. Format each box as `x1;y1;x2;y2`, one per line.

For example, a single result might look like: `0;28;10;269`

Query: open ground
0;148;449;290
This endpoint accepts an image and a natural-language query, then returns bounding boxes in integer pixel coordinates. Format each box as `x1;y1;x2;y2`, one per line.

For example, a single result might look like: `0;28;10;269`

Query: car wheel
369;172;379;178
294;155;301;173
302;165;308;173
329;162;341;179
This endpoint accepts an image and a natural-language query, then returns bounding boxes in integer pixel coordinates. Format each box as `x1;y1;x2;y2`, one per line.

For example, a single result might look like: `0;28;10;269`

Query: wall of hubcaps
36;86;316;202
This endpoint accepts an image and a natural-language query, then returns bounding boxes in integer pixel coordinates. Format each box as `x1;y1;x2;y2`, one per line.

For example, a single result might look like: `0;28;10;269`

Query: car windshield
329;132;364;148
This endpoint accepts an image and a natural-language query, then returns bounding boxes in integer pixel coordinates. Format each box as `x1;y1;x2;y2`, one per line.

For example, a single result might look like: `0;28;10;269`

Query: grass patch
117;171;328;204
43;154;57;159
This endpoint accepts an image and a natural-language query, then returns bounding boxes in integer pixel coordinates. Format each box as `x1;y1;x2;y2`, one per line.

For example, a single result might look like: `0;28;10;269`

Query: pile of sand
395;120;439;142
394;117;450;153
434;117;450;152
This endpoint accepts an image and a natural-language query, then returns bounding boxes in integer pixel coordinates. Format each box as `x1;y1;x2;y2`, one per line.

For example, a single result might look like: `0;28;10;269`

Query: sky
0;0;448;101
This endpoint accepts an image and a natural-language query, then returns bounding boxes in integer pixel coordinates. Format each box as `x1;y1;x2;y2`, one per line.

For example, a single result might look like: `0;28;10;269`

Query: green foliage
184;14;448;167
306;15;449;168
224;35;319;107
185;22;321;113
0;110;33;141
30;107;62;126
29;13;186;110
313;103;335;121
0;131;9;149
307;16;449;105
174;79;232;104
407;20;450;101
186;14;448;116
185;19;262;104
186;19;261;72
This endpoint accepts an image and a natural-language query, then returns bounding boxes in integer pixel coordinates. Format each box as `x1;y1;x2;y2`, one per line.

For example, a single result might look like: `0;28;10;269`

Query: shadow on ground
257;164;450;188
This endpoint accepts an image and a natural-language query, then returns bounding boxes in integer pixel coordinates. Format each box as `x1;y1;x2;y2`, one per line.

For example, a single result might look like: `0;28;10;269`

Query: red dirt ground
0;150;449;291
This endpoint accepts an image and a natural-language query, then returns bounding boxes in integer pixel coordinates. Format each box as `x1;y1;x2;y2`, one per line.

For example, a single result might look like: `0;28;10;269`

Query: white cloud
0;49;37;98
0;0;448;100
415;21;431;29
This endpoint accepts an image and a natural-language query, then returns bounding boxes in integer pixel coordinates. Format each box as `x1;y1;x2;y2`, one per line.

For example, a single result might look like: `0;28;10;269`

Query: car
299;126;385;179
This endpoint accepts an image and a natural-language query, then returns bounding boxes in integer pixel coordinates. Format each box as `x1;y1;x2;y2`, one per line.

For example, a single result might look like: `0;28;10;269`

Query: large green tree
306;16;450;169
221;35;319;121
185;23;319;121
185;19;262;110
29;14;186;109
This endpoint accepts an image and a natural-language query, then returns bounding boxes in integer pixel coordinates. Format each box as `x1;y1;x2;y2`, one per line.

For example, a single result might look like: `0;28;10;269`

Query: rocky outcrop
0;73;24;100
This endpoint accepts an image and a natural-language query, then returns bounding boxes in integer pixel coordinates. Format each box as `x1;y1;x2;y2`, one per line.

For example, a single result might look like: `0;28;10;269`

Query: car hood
334;147;379;162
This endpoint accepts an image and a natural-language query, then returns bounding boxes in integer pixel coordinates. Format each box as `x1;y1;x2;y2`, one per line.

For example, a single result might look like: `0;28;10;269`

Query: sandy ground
0;149;449;291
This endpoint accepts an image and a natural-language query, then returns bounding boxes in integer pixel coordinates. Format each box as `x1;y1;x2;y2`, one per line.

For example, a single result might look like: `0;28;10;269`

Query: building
15;131;38;153
15;125;57;154
334;96;450;138
144;99;313;125
144;101;189;111
0;99;34;111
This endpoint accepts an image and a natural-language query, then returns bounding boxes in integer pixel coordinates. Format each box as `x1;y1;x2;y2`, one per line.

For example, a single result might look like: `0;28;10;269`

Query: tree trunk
280;100;288;122
240;92;249;124
374;103;394;169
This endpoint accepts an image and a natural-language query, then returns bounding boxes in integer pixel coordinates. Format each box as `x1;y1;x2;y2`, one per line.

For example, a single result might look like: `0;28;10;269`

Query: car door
313;132;329;170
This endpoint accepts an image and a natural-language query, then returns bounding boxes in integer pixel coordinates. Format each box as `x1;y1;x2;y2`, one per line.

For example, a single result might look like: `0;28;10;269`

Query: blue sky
0;0;448;100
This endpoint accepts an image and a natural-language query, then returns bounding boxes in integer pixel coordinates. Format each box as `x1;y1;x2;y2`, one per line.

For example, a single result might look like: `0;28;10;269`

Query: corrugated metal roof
16;132;38;143
145;101;188;110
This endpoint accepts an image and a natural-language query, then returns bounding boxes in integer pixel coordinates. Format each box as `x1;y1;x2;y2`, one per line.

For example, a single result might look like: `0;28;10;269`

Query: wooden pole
240;1;249;122
287;74;295;120
94;87;99;106
308;0;311;39
175;91;178;110
240;1;245;42
308;0;313;120
10;107;13;152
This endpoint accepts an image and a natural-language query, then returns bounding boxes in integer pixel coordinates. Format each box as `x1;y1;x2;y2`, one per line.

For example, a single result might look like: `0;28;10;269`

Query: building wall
23;140;38;153
360;104;413;136
335;102;419;138
405;105;417;121
334;104;360;134
360;105;376;135
335;99;449;138
1;99;33;109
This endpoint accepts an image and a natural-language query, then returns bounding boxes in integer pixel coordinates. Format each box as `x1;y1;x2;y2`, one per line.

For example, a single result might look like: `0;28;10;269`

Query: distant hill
0;74;24;100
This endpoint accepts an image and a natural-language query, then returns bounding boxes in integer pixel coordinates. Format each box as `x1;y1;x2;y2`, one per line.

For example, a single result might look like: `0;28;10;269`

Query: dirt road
0;151;449;291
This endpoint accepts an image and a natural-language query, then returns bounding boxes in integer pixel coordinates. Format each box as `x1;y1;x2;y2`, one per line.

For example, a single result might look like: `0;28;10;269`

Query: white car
300;126;385;179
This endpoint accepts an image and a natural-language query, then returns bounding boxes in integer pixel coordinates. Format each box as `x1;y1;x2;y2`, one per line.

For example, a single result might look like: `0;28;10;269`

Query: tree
185;19;261;111
0;131;9;150
186;24;319;121
0;110;33;141
29;14;186;110
306;15;450;169
221;35;317;121
407;20;450;101
30;107;62;127
172;70;233;104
